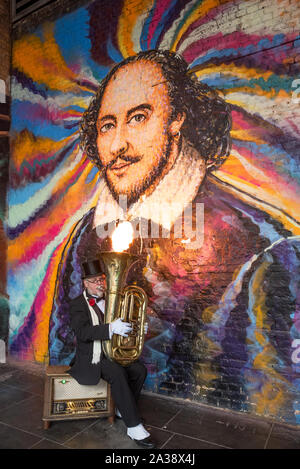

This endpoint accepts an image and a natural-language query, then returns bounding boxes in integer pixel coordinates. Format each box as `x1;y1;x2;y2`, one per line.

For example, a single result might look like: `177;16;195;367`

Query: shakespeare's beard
103;135;173;207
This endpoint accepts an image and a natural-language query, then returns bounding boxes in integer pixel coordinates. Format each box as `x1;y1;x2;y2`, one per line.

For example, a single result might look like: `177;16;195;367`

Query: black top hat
81;259;105;279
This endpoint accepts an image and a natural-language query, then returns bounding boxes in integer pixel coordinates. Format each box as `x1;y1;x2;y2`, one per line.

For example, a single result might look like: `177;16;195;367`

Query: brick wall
0;0;10;349
0;0;10;83
9;0;300;425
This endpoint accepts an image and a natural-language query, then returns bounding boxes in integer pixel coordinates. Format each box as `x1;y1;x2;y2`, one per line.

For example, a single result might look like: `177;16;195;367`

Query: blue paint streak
206;253;259;345
46;88;95;100
149;0;178;49
8;172;54;206
234;207;283;245
190;45;256;68
54;7;109;81
11;101;76;140
195;63;294;94
140;1;157;51
233;140;300;184
200;74;250;89
245;252;272;369
7;139;77;207
63;104;89;113
85;165;100;184
107;35;124;63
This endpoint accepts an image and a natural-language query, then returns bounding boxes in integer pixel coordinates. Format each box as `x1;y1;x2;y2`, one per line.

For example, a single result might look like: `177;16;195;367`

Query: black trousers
100;357;147;428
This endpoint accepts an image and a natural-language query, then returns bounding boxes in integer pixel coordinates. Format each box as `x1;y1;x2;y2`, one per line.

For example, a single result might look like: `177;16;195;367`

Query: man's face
96;61;179;205
84;274;106;298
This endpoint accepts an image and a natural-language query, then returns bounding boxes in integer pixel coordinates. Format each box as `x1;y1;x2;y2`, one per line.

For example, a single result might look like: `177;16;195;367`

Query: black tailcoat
67;293;147;427
68;294;110;385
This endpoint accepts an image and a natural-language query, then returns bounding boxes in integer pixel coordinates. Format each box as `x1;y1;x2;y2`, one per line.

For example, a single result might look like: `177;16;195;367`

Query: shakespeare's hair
80;50;232;172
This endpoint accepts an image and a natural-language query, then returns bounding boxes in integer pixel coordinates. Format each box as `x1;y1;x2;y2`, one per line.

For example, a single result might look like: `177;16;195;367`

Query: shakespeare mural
8;0;300;425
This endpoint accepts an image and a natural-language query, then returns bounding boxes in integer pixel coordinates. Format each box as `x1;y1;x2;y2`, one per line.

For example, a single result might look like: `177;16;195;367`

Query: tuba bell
100;251;148;366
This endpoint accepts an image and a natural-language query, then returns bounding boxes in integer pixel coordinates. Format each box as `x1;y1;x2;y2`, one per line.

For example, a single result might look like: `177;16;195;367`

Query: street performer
68;258;155;449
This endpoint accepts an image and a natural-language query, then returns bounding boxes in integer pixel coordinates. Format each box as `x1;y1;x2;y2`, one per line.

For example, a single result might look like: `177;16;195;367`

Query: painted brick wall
0;0;10;351
0;0;10;83
9;0;300;425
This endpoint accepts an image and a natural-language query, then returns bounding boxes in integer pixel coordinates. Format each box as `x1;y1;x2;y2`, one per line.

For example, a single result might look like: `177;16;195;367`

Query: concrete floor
0;360;300;450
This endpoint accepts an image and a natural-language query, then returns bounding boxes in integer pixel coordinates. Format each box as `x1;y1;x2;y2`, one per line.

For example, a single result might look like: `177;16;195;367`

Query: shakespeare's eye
100;122;114;133
129;114;146;124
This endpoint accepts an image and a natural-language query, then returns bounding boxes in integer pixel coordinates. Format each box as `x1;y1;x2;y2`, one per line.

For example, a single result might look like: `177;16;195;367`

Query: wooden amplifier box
43;366;114;429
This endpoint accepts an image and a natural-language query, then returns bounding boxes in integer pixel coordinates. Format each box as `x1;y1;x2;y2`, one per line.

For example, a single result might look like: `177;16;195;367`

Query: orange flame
111;221;134;252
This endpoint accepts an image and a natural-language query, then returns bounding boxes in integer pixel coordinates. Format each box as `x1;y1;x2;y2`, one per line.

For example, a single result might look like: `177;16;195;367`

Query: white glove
110;318;132;337
144;322;149;335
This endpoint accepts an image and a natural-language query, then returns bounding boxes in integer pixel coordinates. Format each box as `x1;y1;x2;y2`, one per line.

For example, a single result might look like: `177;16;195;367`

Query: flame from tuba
100;251;148;366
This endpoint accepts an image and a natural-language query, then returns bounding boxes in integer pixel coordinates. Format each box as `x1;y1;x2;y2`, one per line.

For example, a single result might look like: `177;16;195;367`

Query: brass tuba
100;251;148;366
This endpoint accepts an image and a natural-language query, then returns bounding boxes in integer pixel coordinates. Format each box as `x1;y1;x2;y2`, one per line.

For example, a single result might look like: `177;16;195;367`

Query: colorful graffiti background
8;0;300;424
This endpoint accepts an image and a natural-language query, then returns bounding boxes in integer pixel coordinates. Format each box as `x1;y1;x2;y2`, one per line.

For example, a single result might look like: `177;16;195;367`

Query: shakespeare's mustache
105;154;142;170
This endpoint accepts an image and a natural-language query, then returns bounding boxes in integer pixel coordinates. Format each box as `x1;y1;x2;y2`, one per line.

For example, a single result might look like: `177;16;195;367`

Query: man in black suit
68;258;155;448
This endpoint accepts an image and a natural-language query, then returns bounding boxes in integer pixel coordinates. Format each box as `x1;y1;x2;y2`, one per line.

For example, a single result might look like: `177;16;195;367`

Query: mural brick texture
0;0;10;348
8;0;300;426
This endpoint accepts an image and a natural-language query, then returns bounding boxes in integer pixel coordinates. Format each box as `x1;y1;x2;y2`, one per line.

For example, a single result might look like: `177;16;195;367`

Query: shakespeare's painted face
96;60;184;205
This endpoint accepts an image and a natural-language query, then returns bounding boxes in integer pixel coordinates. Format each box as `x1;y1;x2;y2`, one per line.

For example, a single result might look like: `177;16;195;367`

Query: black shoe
131;437;156;449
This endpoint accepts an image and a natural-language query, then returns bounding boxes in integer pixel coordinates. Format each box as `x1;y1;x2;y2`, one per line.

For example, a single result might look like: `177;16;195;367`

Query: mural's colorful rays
8;0;300;395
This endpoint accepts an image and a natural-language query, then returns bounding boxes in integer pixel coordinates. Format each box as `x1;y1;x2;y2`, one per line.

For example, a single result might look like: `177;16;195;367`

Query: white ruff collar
93;140;206;230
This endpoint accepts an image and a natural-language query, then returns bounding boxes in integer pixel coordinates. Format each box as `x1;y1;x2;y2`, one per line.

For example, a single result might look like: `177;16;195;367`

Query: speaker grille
52;399;107;415
53;377;107;401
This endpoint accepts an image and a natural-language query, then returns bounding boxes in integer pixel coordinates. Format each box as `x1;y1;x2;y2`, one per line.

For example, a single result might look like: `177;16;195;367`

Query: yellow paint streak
230;128;266;145
195;63;272;82
32;240;68;363
13;23;87;92
248;260;289;416
118;0;154;57
11;131;72;168
193;332;221;384
254;379;286;416
194;64;291;99
202;305;218;323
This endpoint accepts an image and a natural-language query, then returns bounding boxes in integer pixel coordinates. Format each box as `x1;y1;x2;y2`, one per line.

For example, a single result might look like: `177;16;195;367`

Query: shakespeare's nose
110;128;129;156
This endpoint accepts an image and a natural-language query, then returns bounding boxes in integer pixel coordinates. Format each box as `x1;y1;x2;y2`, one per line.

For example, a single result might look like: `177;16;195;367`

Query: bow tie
86;294;105;306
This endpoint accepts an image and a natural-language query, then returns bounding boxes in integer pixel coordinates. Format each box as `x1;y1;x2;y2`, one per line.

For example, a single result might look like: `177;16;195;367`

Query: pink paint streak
183;31;276;65
12;160;92;267
147;0;173;49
